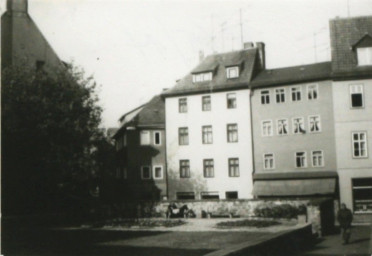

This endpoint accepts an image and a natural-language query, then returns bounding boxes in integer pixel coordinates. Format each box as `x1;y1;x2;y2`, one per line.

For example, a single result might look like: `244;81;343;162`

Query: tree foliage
2;63;106;215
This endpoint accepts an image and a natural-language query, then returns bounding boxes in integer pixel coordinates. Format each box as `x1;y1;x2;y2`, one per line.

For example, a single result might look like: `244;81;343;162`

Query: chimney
243;42;254;49
199;50;204;63
256;42;266;70
7;0;28;12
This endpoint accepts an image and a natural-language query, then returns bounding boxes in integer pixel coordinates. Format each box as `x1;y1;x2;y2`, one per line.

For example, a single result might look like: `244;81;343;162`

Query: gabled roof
330;15;372;76
113;95;165;138
162;48;259;97
250;62;332;88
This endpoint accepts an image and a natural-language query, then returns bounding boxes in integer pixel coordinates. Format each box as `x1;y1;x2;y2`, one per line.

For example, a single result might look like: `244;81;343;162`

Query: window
309;116;321;133
140;131;150;145
154;131;161;145
226;66;239;79
180;160;190;178
261;90;270;104
263;153;275;170
357;47;372;66
262;120;273;136
141;166;151;179
350;84;364;108
293;117;305;134
202;126;213;144
295;152;307;168
202;95;211;111
352;132;368;158
277;119;288;135
352;178;372;213
228;158;239;177
225;191;238;199
115;167;121;178
176;192;195;200
179;127;189;145
201;191;219;199
275;88;285;103
179;98;187;113
227;93;237;109
227;124;238;142
122;168;128;179
193;72;213;83
153;166;163;179
203;159;214;178
291;87;301;101
312;151;324;167
307;84;318;100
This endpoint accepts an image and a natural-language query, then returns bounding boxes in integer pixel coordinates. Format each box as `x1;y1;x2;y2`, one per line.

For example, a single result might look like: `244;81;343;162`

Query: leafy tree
2;63;106;215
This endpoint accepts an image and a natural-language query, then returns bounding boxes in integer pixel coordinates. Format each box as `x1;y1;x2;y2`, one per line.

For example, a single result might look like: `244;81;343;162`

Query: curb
204;224;312;256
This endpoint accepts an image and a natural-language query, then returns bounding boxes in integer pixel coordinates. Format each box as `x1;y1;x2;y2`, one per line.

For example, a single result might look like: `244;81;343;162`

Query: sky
1;0;372;128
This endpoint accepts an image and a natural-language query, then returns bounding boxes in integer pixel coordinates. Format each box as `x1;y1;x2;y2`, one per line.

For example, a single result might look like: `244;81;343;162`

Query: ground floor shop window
352;178;372;213
226;191;238;199
201;191;219;200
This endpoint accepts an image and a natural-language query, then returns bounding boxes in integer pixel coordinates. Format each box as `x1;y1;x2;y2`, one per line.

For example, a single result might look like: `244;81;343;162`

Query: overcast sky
2;0;372;128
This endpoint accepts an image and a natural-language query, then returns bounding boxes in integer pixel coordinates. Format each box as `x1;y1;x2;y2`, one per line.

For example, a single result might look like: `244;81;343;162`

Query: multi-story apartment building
250;62;338;201
2;0;64;70
113;95;167;200
330;16;372;214
162;43;265;200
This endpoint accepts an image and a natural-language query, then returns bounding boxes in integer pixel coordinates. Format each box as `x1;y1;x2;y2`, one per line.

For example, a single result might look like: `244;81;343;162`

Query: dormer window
357;47;372;66
226;66;239;79
192;72;212;83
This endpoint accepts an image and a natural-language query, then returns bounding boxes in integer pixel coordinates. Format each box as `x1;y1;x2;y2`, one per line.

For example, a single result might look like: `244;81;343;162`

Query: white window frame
291;86;302;102
193;72;213;83
153;131;161;146
261;120;273;137
307;84;318;100
203;159;214;178
180;160;190;178
263;153;275;170
311;150;324;167
350;84;364;108
295;151;307;168
179;127;189;145
202;125;213;144
228;158;240;177
141;166;151;180
226;66;239;79
179;98;188;113
352;131;368;158
292;117;305;134
153;165;163;180
275;88;286;103
227;93;237;109
261;90;270;105
227;123;238;143
308;115;321;133
123;168;128;179
277;119;288;135
357;47;372;66
202;95;211;111
140;130;151;145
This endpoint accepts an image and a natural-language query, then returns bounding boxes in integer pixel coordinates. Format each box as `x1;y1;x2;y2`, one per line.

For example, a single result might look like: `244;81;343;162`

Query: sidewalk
298;225;372;256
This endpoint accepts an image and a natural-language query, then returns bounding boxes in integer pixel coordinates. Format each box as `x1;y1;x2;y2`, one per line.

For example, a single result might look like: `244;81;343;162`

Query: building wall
116;128;167;200
252;80;337;174
165;89;254;200
1;4;62;70
332;78;372;211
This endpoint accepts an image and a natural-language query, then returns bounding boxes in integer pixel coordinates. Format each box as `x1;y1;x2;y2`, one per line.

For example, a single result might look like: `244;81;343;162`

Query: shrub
254;204;306;219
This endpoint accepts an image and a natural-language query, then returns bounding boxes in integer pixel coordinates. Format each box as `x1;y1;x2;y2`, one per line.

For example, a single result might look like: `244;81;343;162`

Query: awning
252;178;336;197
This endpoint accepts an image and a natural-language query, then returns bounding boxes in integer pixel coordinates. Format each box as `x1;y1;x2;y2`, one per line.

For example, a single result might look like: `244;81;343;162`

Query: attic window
357;47;372;66
193;72;212;83
226;66;239;79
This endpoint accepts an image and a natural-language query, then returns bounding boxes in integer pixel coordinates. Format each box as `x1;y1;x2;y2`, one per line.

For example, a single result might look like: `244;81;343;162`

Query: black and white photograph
1;0;372;255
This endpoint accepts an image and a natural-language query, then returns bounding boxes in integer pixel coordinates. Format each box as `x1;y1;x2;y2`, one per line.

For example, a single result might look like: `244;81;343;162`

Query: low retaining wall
204;224;313;256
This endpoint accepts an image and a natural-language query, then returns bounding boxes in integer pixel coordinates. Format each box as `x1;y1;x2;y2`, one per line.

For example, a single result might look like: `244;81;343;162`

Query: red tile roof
330;15;372;77
162;48;259;97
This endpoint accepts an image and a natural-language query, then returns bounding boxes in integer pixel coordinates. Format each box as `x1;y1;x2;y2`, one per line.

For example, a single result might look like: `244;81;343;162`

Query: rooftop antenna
240;9;244;48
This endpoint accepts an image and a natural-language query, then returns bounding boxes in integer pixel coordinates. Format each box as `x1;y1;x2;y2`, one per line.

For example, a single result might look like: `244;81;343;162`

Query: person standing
337;203;353;244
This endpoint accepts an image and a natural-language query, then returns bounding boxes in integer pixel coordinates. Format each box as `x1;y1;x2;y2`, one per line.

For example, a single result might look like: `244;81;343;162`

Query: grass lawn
216;219;281;229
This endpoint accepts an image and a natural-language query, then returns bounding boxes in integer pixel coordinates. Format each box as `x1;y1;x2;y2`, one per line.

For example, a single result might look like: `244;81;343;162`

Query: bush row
254;204;307;219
